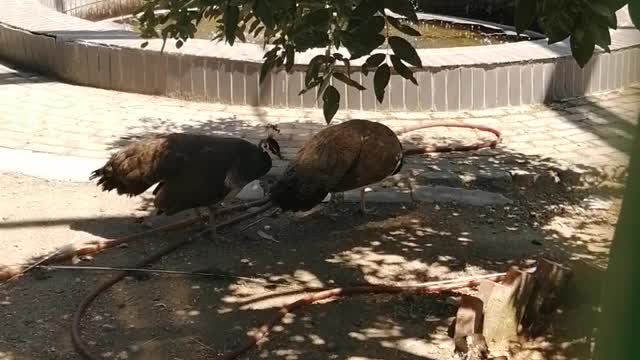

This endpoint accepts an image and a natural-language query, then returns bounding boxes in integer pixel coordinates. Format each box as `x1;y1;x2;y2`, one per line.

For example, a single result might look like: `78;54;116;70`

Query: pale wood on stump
451;294;485;353
480;267;536;344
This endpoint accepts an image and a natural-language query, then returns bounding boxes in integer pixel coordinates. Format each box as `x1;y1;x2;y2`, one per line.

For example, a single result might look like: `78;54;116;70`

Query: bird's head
260;124;284;160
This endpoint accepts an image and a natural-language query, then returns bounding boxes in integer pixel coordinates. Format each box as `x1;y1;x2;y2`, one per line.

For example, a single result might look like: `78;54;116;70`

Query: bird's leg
204;205;232;244
406;175;417;208
359;187;376;214
328;192;344;214
194;207;207;223
141;209;162;229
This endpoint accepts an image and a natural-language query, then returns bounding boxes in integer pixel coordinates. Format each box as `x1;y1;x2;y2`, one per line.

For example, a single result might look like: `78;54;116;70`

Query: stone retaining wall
1;0;640;112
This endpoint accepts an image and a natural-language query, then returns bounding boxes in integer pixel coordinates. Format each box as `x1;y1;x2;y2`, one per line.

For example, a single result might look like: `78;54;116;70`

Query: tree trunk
594;121;640;359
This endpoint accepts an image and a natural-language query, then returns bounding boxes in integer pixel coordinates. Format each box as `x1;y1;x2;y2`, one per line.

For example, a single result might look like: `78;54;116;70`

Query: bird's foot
358;205;377;215
140;217;155;229
195;227;233;245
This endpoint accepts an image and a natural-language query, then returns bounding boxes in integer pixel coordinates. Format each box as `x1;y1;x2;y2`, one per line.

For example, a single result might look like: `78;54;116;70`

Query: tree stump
451;295;485;353
481;267;535;344
460;334;490;360
521;258;573;335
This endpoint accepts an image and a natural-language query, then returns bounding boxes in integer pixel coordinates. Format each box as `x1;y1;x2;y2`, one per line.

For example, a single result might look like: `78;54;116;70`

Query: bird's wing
293;125;364;189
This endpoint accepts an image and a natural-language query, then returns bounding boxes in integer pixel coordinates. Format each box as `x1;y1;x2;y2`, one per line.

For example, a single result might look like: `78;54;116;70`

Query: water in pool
125;17;531;48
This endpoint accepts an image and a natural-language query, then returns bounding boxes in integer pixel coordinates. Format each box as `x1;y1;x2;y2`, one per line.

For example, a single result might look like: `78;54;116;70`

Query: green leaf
354;15;386;35
589;22;612;51
348;0;381;30
374;64;391;103
333;72;366;90
388;36;422;67
254;0;274;29
140;41;149;48
248;18;260;34
383;0;419;22
260;59;276;83
224;5;239;46
607;11;618;29
514;0;538;34
362;53;386;75
390;55;417;85
285;45;295;72
386;17;422;36
305;54;327;86
299;78;321;95
588;2;614;18
570;29;596;68
302;8;331;28
317;72;333;100
235;25;246;43
342;32;386;60
631;0;640;29
366;53;387;67
253;25;264;37
322;85;340;124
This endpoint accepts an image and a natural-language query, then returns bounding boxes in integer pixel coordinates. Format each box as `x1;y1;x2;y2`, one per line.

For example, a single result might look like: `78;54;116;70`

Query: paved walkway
0;61;638;183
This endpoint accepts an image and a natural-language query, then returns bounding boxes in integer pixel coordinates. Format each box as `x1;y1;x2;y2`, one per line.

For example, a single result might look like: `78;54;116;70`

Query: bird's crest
264;124;281;139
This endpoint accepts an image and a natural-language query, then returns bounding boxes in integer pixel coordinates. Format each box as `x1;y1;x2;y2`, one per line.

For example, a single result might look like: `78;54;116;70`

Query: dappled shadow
549;98;638;155
1;17;635;359
0;138;622;359
44;29;140;40
532;28;639;156
0;68;54;85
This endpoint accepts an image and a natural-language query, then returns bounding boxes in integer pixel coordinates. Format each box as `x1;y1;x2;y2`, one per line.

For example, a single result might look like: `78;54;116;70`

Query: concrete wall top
2;0;640;69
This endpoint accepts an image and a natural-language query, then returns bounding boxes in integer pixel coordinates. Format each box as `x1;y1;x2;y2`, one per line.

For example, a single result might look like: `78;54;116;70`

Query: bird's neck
260;150;273;169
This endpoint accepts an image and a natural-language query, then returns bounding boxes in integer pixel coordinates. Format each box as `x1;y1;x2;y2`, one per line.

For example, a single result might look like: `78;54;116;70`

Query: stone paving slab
0;62;637;189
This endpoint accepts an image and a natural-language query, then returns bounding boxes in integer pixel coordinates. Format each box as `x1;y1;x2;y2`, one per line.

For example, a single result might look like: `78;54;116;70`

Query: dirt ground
0;171;622;360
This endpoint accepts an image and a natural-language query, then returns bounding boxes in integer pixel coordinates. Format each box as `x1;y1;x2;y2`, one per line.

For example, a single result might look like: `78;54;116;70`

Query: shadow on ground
0;139;622;359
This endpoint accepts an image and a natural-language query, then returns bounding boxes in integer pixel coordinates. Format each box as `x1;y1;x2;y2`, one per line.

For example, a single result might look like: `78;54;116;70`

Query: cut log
481;268;535;344
461;334;490;360
452;295;485;353
521;258;573;335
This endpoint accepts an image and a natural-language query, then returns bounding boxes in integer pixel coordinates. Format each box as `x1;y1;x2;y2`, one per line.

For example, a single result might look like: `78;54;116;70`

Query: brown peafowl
268;119;403;214
90;125;283;240
268;119;500;214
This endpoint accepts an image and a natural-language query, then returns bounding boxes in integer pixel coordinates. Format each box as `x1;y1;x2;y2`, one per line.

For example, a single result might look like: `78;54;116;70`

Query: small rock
257;230;279;243
127;345;141;353
101;324;117;332
534;170;560;189
510;169;535;188
416;170;464;188
116;351;129;360
413;186;512;207
325;342;338;352
557;165;594;186
469;170;513;191
581;195;613;210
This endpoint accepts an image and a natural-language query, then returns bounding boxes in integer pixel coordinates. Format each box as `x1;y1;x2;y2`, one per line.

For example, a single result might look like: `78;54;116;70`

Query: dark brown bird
90;126;283;239
269;119;403;213
267;118;501;214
